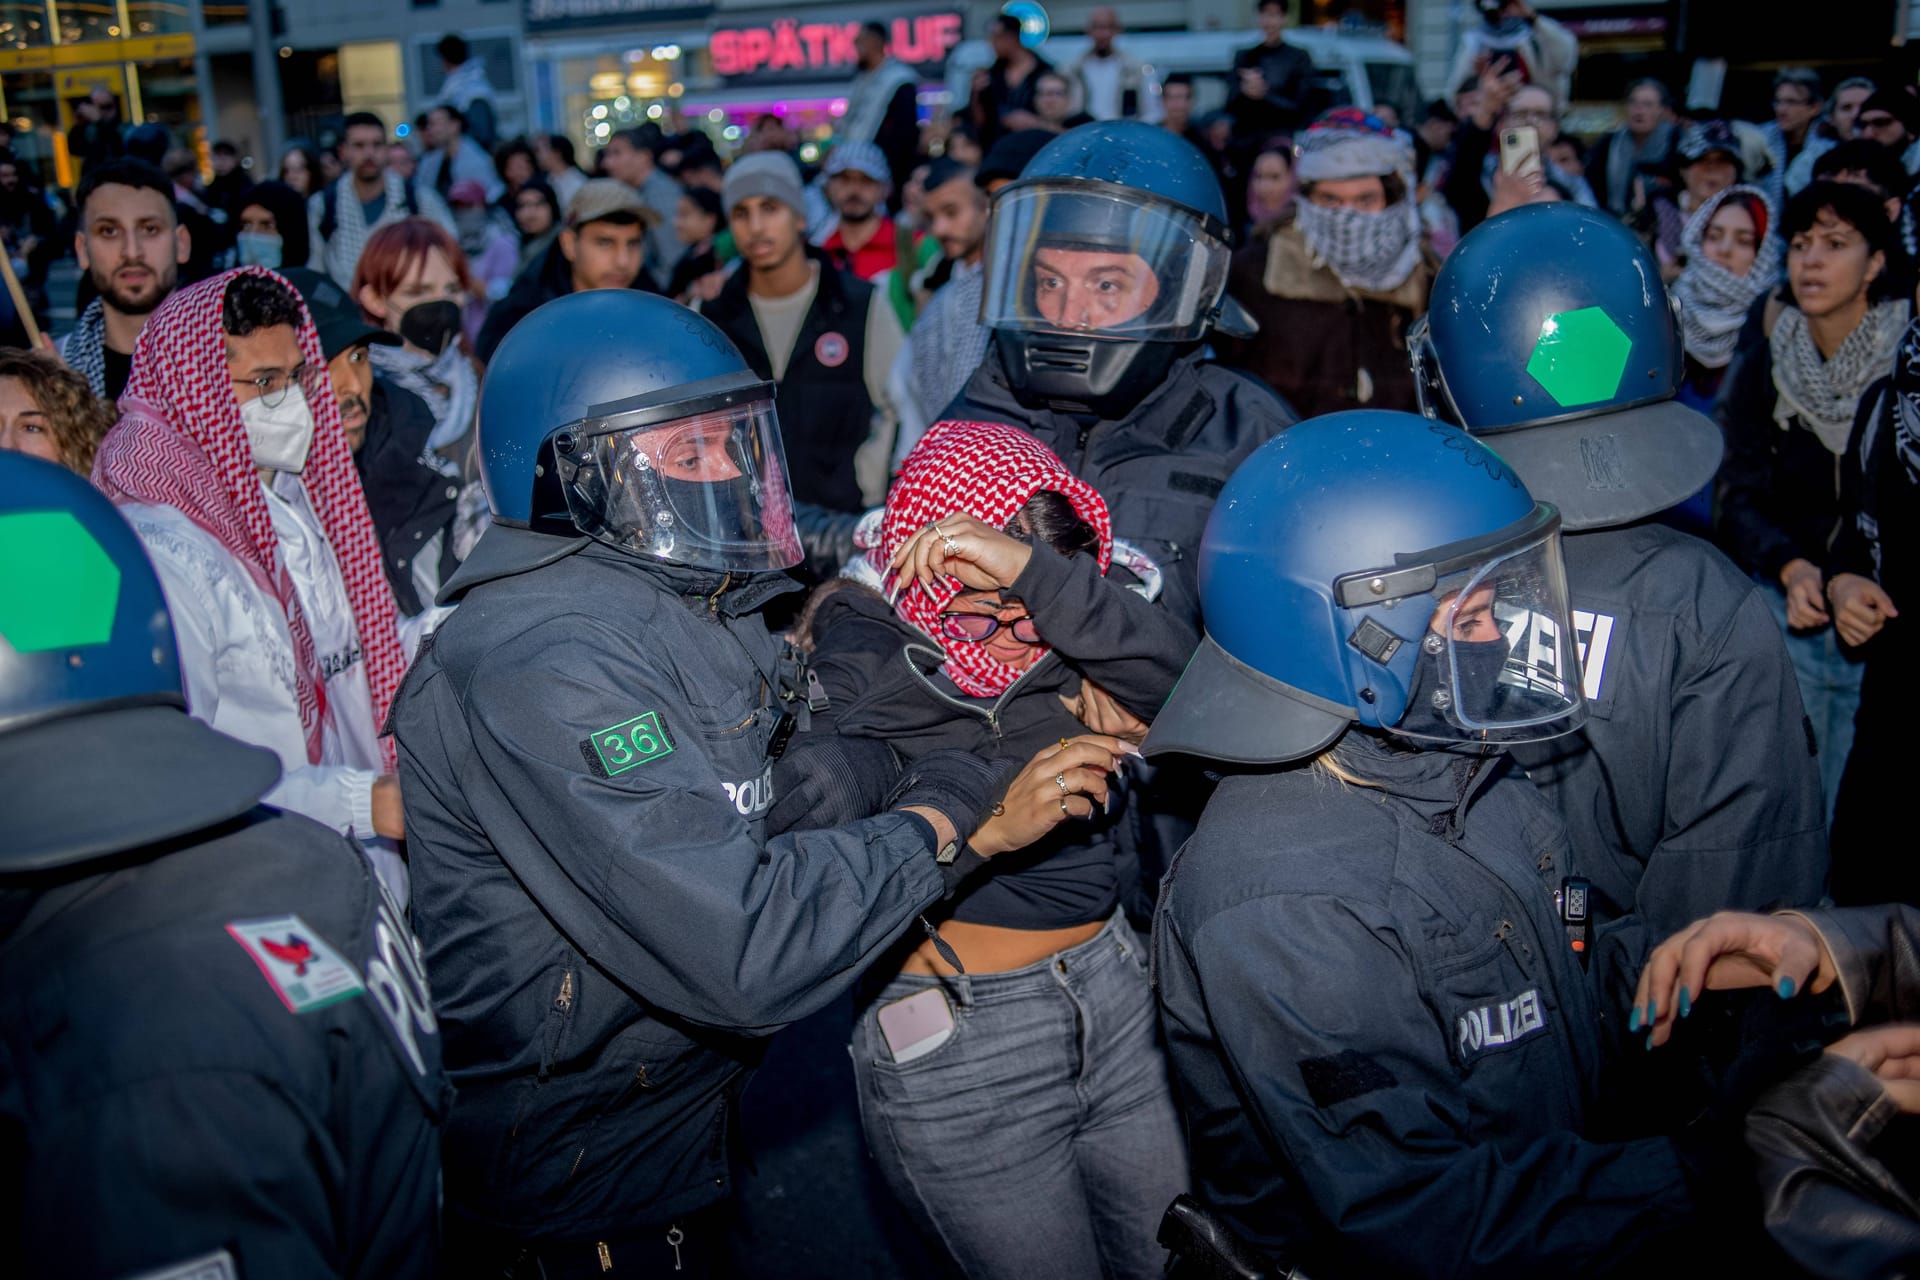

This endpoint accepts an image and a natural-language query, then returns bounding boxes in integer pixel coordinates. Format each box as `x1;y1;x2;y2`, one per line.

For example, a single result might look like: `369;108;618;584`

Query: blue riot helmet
1143;411;1589;764
1408;202;1722;530
980;120;1248;414
0;452;278;870
452;290;802;599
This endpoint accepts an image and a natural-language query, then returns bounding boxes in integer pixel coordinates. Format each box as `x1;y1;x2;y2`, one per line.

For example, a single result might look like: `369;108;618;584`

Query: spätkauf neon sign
710;12;964;82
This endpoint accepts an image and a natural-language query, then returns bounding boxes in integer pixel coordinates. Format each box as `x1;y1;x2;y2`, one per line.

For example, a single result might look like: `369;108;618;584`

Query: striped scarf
92;267;407;768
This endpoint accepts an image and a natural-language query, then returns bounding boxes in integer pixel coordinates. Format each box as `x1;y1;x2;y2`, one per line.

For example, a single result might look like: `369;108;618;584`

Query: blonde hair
1308;741;1380;790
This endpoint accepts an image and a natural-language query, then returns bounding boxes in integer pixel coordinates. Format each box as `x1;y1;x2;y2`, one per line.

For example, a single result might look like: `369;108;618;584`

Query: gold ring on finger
1059;737;1072;751
1055;772;1069;793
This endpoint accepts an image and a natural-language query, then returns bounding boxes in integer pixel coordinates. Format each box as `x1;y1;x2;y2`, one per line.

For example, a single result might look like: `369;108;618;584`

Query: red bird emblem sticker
227;915;366;1014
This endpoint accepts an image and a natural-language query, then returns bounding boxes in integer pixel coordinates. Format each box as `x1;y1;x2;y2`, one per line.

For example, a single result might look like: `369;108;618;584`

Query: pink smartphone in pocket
876;988;956;1064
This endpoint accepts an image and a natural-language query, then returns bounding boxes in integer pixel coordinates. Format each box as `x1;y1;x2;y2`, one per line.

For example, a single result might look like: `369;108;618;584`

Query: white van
940;25;1421;126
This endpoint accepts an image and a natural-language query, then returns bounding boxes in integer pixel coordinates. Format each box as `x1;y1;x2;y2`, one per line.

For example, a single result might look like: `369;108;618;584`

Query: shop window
0;1;51;50
123;0;196;38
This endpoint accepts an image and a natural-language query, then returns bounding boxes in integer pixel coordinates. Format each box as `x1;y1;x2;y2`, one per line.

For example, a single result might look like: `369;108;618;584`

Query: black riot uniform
1413;203;1828;931
1511;523;1828;931
0;453;448;1280
393;290;1010;1274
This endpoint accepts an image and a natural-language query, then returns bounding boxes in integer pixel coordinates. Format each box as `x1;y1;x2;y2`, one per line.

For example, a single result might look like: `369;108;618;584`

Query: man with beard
901;157;993;437
58;159;189;403
285;266;468;618
815;141;909;282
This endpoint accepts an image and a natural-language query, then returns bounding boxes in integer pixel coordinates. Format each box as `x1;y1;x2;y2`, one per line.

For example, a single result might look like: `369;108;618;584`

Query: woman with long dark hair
800;419;1195;1280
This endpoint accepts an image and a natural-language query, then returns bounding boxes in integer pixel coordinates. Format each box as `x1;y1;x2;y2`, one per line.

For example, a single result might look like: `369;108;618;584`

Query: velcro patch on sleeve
1168;471;1225;499
225;916;365;1014
581;711;676;777
1298;1049;1398;1109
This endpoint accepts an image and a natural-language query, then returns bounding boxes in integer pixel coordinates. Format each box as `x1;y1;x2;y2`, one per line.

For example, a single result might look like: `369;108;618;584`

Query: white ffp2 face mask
241;384;317;473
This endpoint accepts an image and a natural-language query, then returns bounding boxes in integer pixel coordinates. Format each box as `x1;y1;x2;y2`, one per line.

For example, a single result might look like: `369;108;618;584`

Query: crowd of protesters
4;7;1920;1279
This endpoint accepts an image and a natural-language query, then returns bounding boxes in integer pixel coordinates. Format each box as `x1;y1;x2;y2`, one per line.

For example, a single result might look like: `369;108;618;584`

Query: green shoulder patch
584;711;676;777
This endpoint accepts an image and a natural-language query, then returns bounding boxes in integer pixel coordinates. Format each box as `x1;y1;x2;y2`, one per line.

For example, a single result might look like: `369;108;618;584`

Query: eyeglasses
1774;95;1813;108
939;612;1043;644
233;363;323;410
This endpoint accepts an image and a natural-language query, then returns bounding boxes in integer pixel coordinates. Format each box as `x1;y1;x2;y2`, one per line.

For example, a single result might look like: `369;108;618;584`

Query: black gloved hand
885;748;1020;847
768;734;901;836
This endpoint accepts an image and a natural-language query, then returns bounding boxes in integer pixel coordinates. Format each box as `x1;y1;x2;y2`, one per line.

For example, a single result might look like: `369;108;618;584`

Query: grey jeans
850;912;1190;1280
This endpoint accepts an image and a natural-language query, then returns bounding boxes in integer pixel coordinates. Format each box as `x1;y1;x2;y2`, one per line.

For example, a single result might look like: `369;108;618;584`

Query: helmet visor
1407;313;1464;426
981;180;1230;343
553;397;803;573
1397;524;1588;744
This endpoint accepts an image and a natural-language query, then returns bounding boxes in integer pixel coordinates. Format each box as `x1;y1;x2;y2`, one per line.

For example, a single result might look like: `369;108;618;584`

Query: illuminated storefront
523;0;966;161
0;1;213;186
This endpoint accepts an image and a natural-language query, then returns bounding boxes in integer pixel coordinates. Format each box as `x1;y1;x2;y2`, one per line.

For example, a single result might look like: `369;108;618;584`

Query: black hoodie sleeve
1011;543;1199;722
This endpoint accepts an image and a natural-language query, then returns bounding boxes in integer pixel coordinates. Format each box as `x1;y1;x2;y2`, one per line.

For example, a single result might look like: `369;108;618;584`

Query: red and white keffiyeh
881;419;1113;698
93;267;406;768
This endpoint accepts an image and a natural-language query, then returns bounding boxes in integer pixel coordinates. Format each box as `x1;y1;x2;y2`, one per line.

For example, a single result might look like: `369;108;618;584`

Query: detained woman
350;217;484;460
1673;185;1779;409
1716;180;1908;816
1150;411;1764;1276
801;419;1195;1280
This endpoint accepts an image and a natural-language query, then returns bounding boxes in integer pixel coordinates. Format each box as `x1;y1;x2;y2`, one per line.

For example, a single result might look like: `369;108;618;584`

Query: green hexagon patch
1525;306;1632;409
0;511;121;653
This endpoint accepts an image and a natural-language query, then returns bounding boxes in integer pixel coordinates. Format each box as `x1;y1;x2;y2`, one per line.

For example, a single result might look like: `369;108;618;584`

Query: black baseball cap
280;266;401;362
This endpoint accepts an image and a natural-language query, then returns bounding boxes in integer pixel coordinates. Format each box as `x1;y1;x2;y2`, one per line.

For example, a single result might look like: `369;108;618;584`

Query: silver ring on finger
1055;772;1069;793
1059;796;1070;817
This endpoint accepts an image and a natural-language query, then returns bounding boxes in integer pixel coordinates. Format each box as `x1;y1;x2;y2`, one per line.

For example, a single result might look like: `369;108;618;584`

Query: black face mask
660;476;756;552
398;299;463;357
1399;634;1511;738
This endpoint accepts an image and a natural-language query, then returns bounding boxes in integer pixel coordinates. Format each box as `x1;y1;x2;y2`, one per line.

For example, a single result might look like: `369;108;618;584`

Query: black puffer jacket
805;542;1196;927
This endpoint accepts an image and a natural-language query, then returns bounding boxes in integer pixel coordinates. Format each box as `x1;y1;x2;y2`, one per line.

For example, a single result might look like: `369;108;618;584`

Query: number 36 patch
582;710;677;777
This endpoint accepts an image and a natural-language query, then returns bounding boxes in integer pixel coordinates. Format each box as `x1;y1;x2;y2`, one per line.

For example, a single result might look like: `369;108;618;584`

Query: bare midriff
896;918;1107;977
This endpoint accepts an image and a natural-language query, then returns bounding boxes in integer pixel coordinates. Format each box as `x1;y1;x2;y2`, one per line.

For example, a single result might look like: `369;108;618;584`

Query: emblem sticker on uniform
127;1249;239;1280
1455;986;1548;1061
586;710;676;776
225;916;365;1014
814;331;849;368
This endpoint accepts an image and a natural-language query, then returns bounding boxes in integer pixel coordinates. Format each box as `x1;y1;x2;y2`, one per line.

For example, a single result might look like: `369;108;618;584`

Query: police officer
942;119;1295;916
942;118;1293;630
392;290;1051;1275
0;452;448;1279
1411;204;1828;933
1144;412;1744;1276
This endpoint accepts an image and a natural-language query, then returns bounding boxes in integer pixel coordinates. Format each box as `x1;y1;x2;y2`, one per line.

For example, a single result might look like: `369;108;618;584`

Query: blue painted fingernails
1644;1031;1655;1051
1778;976;1796;998
1628;1005;1643;1032
1678;987;1691;1019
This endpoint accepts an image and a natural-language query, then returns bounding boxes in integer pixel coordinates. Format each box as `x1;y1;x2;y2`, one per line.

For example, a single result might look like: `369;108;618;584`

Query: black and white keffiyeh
1294;200;1423;295
1673;186;1779;371
1771;299;1908;455
58;297;108;400
1889;320;1920;486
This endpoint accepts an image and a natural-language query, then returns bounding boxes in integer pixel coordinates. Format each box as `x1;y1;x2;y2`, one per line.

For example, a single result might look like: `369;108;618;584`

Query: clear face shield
551;389;803;574
1335;504;1588;745
980;179;1231;342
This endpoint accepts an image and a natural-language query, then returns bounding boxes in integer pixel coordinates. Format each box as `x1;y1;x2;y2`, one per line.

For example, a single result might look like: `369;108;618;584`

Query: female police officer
389;291;1115;1276
1145;411;1747;1276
